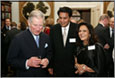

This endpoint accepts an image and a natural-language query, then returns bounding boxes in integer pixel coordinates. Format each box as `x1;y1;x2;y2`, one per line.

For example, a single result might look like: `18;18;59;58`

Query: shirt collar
62;22;70;29
29;28;39;40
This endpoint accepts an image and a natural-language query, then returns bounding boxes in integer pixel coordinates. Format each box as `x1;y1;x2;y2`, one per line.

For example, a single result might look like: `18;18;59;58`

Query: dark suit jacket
101;27;114;76
75;43;106;77
94;23;106;44
2;26;9;37
1;28;21;76
5;28;21;51
49;22;78;76
7;29;52;77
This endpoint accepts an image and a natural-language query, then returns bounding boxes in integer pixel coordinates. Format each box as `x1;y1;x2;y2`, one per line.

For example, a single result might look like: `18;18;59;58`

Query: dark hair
11;22;17;27
20;22;26;30
76;22;98;46
57;7;72;17
5;18;11;21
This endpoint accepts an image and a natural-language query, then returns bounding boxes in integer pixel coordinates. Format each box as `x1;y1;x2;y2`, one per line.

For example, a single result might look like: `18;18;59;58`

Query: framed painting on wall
19;2;54;26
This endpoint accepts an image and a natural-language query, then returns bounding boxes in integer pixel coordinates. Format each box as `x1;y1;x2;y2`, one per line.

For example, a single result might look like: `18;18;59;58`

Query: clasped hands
27;57;49;68
75;63;95;75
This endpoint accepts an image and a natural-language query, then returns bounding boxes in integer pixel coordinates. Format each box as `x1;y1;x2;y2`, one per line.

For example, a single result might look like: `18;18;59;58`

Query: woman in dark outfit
74;23;106;77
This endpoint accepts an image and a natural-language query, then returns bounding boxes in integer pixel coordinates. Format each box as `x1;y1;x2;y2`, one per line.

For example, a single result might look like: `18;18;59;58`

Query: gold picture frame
19;2;54;26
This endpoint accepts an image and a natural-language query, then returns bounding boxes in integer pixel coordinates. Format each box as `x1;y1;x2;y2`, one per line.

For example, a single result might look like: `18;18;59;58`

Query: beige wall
12;2;19;25
54;2;104;27
12;2;104;27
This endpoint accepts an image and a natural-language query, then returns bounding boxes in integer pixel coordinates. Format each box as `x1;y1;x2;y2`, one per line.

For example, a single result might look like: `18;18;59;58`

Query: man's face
5;19;11;26
59;12;70;27
103;18;109;27
28;17;43;35
109;17;114;29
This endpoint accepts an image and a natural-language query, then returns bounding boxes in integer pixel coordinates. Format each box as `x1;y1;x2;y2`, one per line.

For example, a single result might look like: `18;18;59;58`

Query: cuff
25;60;30;70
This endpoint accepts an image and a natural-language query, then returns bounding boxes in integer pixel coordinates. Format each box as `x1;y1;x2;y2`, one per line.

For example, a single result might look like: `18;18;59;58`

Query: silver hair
28;10;45;23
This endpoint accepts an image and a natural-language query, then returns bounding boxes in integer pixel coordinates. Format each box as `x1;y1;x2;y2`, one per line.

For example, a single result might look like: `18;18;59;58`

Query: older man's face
28;17;43;35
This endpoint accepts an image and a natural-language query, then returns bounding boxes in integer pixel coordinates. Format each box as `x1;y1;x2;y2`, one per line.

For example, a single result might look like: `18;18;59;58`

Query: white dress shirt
109;27;113;38
61;23;70;46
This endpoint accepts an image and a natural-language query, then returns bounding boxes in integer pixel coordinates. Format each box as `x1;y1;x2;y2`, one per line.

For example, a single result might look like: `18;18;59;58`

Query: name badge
88;45;95;50
69;38;76;43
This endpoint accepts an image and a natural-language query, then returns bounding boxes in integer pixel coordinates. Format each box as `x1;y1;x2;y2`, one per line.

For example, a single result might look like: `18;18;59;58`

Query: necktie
63;28;67;46
35;36;39;48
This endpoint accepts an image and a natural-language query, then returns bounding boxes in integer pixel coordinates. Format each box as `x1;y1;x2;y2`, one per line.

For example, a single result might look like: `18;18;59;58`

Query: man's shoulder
41;32;49;37
70;22;78;28
15;29;28;39
53;23;60;28
50;24;60;32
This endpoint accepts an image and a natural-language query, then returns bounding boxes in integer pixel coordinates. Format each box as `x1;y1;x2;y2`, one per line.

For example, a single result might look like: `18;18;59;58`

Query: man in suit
48;7;78;77
7;10;52;77
1;18;11;77
94;14;110;44
5;22;21;49
2;22;20;76
2;18;11;36
101;17;114;77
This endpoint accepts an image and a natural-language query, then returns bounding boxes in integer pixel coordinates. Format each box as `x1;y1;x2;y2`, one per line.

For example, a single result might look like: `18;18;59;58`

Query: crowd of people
1;6;114;77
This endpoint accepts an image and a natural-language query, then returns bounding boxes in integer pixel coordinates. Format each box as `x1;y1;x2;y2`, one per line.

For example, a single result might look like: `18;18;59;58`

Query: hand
48;68;53;75
27;57;41;68
79;64;95;73
40;58;49;68
75;64;85;75
104;43;110;49
84;65;95;72
75;64;95;75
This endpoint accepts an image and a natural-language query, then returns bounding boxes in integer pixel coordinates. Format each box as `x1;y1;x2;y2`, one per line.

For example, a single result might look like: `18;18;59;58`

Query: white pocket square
44;43;48;48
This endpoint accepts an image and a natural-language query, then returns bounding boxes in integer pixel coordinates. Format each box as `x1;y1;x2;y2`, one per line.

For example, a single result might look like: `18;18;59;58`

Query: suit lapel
39;32;44;57
57;24;64;47
66;23;72;47
25;29;38;49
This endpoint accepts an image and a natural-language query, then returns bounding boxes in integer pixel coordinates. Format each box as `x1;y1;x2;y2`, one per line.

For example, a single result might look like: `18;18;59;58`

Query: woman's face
78;25;90;43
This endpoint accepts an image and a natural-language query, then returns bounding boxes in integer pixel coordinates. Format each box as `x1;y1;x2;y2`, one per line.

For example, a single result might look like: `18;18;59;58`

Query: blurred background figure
100;16;114;77
70;17;77;24
77;19;85;24
56;18;60;24
1;18;11;77
94;14;110;44
2;22;20;77
17;21;27;31
5;22;20;49
2;18;11;37
44;17;54;35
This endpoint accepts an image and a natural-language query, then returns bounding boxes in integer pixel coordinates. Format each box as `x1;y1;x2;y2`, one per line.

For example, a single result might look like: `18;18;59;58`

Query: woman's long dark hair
76;22;98;47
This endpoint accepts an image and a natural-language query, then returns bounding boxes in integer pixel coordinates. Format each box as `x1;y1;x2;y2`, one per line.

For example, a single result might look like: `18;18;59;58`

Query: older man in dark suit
7;10;52;77
101;17;114;77
94;14;110;44
48;7;78;77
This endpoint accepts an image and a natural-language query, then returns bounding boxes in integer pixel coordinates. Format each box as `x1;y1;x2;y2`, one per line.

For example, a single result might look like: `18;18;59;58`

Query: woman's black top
75;43;106;77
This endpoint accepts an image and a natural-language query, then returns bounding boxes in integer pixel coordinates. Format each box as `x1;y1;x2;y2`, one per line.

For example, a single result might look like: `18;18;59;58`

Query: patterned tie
63;28;67;46
35;36;39;48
